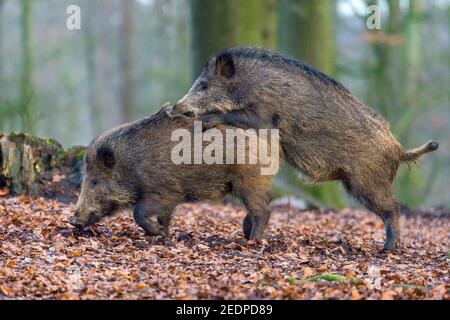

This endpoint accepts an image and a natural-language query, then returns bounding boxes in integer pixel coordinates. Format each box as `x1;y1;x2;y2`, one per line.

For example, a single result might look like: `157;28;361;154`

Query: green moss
301;273;364;285
395;283;427;290
257;280;269;287
285;277;296;285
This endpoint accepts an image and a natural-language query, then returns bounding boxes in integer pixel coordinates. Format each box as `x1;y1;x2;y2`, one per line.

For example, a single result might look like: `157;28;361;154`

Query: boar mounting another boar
173;46;438;251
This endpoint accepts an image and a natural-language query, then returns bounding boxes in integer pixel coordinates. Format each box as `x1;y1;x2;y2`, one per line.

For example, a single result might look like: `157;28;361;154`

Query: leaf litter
0;195;448;300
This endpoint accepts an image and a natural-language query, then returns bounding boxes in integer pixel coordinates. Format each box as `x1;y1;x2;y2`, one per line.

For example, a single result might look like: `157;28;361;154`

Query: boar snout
70;210;99;229
69;215;85;230
173;102;196;117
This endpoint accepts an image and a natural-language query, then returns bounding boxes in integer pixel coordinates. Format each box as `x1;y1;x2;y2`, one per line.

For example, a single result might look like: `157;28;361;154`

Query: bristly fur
74;105;277;241
174;46;439;251
215;46;350;93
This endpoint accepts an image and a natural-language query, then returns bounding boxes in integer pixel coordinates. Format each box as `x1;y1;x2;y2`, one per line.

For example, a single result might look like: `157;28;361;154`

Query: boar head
174;51;244;116
70;143;136;229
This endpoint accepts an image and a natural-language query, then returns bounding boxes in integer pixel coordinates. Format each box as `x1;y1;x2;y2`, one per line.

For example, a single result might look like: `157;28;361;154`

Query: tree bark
120;0;135;123
235;0;277;49
190;0;236;79
404;0;422;114
84;0;102;134
278;0;334;73
0;0;3;82
190;0;277;79
19;0;34;133
276;0;345;208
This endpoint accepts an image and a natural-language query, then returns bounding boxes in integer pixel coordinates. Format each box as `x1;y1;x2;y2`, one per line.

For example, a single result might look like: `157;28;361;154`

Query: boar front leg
133;198;173;239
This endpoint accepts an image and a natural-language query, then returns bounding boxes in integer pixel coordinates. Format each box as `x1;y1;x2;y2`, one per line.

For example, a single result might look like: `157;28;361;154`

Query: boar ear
215;52;235;79
96;145;116;169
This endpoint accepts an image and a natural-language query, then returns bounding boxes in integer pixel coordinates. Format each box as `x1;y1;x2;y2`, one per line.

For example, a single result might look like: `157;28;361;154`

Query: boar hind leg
241;191;272;240
344;180;400;251
242;213;253;240
133;198;173;238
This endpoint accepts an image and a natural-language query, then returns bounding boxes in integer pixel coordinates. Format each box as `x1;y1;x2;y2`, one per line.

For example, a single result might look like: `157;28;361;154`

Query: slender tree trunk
84;0;102;134
19;0;33;133
0;0;3;83
260;0;277;49
278;0;334;74
190;0;236;79
276;0;345;208
405;0;421;110
392;0;423;140
366;0;404;120
120;0;134;123
235;0;277;49
190;0;277;79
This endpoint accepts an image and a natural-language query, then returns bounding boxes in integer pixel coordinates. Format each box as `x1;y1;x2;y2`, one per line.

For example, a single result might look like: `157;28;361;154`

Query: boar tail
401;141;439;162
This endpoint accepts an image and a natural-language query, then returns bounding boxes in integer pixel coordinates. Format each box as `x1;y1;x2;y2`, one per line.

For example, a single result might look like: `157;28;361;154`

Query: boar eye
199;81;208;91
91;179;98;186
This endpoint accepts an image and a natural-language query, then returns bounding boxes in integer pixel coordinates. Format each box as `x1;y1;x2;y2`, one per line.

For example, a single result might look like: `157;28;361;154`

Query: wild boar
173;46;438;251
70;105;278;241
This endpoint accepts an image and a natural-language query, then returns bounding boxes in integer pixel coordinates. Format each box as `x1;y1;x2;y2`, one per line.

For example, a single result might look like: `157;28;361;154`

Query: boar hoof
382;240;400;252
144;223;166;237
162;237;173;246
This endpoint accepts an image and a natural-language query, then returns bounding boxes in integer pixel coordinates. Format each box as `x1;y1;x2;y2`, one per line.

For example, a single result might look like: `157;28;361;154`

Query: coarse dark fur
71;105;277;241
174;46;439;251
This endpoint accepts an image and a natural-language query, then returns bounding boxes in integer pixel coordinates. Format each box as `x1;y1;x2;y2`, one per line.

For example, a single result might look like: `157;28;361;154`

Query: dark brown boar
173;46;439;251
70;105;277;241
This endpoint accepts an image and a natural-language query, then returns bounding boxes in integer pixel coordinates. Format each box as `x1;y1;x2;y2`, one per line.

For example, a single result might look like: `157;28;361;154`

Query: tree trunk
19;0;34;133
394;0;428;207
190;0;277;79
190;0;236;79
84;0;102;134
366;0;405;120
276;0;345;208
120;0;135;123
278;0;334;73
0;0;3;82
235;0;277;49
403;0;422;130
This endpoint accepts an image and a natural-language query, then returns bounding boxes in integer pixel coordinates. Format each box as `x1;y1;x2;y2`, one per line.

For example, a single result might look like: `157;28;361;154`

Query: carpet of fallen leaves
0;195;448;300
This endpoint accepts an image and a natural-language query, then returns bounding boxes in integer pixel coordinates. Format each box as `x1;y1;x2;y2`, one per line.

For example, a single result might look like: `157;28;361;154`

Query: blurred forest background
0;0;448;208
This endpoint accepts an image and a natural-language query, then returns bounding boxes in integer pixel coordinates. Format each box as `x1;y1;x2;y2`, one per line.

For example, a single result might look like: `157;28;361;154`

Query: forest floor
0;194;448;300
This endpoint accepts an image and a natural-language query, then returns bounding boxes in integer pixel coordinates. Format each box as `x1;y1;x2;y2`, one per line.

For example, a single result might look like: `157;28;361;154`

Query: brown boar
173;46;438;251
70;105;278;241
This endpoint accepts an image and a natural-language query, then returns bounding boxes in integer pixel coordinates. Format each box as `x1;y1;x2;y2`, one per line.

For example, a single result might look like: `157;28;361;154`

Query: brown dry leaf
67;249;83;257
84;287;96;295
351;288;362;300
57;292;79;300
134;283;147;290
0;188;10;196
381;291;397;300
0;195;447;300
317;264;328;272
302;267;314;278
0;285;11;296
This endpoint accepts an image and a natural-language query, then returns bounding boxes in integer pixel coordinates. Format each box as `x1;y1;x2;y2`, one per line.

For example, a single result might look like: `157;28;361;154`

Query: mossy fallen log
0;132;85;195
